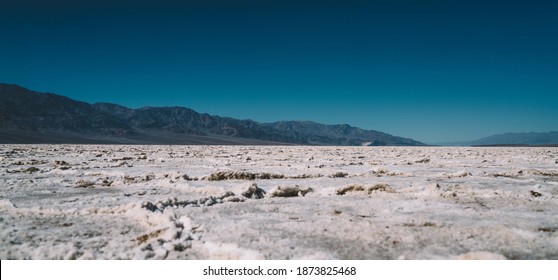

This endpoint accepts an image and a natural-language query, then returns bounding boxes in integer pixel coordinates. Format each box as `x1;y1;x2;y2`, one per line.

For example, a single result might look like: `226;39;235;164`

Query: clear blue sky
1;0;557;143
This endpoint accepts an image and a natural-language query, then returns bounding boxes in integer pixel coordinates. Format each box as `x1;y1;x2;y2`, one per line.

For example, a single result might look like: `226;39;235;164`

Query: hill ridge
0;83;425;145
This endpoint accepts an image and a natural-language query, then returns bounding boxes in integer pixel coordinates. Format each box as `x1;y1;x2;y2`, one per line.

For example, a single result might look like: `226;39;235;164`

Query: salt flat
1;145;557;259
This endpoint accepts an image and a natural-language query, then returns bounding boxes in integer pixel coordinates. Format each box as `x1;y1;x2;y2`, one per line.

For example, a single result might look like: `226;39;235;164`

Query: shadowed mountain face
0;84;134;135
0;83;425;145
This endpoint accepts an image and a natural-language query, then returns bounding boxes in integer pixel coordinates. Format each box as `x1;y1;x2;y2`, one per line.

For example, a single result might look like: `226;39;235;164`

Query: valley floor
1;145;557;259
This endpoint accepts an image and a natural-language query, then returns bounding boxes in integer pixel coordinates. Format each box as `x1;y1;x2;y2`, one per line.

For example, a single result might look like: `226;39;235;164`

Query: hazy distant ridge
0;83;424;145
469;132;558;146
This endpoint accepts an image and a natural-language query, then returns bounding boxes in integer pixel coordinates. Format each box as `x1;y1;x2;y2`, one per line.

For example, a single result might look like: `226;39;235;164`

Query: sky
1;0;557;144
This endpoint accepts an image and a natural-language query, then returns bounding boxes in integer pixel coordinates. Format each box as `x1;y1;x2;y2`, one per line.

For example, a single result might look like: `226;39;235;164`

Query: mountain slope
469;132;558;146
0;83;134;135
0;83;425;145
267;121;423;146
92;105;307;144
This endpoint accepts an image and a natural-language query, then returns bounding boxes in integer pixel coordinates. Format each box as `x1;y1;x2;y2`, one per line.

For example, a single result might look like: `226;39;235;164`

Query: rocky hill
0;83;425;145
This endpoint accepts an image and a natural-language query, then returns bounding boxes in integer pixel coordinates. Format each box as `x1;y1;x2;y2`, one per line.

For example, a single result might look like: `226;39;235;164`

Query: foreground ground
1;145;557;259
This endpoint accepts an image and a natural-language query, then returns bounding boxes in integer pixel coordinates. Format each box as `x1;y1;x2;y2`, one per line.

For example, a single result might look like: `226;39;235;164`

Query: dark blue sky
1;0;557;143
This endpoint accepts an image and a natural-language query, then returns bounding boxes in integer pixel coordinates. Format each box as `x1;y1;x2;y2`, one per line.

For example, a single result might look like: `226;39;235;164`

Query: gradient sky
1;0;557;143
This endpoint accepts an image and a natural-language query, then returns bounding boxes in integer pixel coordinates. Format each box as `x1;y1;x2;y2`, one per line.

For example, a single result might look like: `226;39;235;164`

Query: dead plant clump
203;171;285;181
75;180;95;188
336;185;366;195
368;184;395;194
271;185;314;197
336;184;395;195
330;171;349;178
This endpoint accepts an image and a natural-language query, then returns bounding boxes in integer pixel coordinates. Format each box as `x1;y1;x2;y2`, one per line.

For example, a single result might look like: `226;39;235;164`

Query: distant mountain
468;132;558;146
267;121;421;146
0;84;134;135
0;83;425;145
93;104;305;144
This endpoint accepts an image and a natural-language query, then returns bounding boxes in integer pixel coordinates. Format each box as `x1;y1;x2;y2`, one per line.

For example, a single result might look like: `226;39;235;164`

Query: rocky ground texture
1;145;557;259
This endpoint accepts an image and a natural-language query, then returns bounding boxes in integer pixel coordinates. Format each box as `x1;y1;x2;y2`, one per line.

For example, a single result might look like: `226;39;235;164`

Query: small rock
242;183;266;199
530;190;542;197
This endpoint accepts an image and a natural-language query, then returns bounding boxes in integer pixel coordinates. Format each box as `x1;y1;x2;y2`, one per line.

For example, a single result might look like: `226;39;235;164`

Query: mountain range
0;83;425;145
467;132;558;146
433;132;558;147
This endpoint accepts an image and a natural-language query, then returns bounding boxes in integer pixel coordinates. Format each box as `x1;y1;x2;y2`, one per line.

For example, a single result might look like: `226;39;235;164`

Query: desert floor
1;145;557;259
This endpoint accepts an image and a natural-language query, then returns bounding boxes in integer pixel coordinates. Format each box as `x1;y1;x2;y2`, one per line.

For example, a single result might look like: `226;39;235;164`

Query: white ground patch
1;145;557;259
